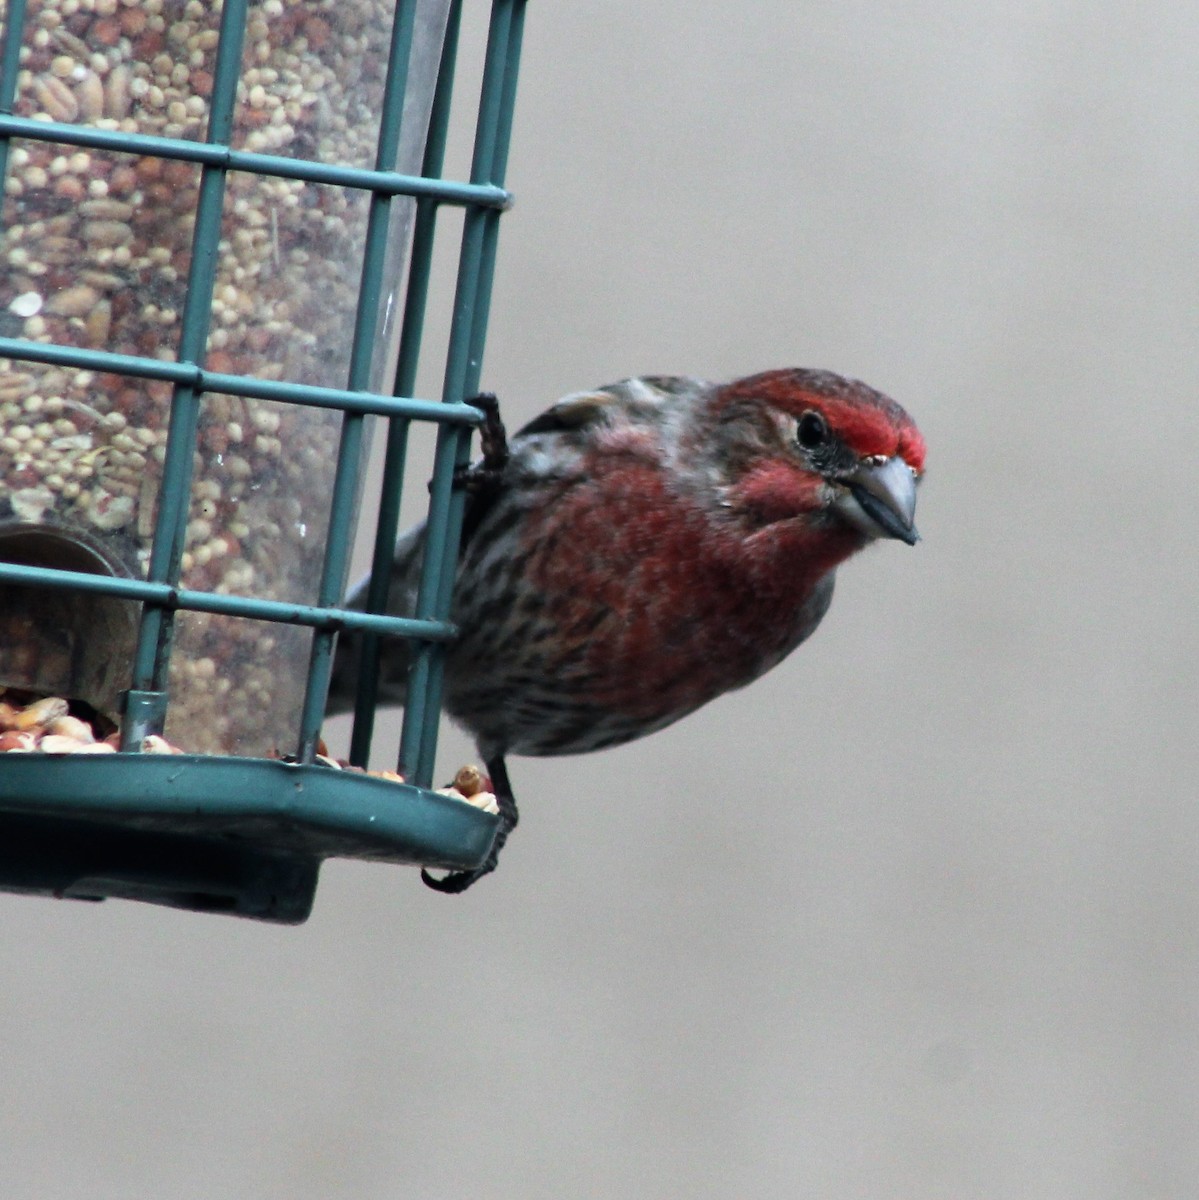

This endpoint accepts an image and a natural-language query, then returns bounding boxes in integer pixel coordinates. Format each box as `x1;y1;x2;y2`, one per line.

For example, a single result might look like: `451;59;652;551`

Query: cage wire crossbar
0;0;527;920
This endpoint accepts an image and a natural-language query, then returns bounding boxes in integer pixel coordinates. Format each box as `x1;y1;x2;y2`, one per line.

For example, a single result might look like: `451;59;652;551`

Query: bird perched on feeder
327;369;925;892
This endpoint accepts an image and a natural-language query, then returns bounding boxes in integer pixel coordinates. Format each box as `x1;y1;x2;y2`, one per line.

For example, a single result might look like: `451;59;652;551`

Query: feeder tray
0;756;497;923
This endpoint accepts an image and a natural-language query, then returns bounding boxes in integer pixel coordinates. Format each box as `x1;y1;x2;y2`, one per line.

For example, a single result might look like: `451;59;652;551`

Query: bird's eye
796;411;829;450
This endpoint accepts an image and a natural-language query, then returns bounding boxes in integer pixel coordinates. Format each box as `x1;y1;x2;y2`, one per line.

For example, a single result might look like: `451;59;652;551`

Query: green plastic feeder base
0;755;499;923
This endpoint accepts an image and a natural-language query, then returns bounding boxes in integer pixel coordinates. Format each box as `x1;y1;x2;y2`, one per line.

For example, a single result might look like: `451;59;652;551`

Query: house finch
328;369;925;891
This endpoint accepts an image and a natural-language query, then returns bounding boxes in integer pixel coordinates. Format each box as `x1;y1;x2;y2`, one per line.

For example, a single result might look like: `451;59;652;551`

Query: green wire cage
0;0;526;921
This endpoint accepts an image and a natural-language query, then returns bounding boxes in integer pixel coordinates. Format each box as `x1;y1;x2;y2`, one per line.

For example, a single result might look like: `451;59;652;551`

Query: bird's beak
840;456;920;545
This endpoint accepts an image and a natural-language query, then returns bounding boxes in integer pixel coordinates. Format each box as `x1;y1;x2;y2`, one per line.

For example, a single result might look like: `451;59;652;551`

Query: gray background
5;3;1199;1197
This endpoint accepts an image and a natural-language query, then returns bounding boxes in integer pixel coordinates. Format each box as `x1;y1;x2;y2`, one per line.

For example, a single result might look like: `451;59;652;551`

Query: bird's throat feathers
526;458;850;685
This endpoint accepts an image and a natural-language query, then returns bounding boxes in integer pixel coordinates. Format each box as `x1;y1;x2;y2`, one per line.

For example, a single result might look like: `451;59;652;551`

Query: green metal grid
0;0;528;920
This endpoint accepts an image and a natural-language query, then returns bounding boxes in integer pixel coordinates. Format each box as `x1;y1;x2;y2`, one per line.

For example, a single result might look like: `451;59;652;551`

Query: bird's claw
469;392;510;471
451;391;510;497
420;865;486;893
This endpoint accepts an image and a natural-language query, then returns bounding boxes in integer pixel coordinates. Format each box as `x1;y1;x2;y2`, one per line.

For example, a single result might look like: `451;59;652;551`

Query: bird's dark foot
421;756;518;894
451;392;510;496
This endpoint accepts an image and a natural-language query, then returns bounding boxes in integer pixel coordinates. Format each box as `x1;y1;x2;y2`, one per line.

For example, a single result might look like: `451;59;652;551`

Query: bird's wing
515;388;623;436
515;376;705;439
453;389;625;550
